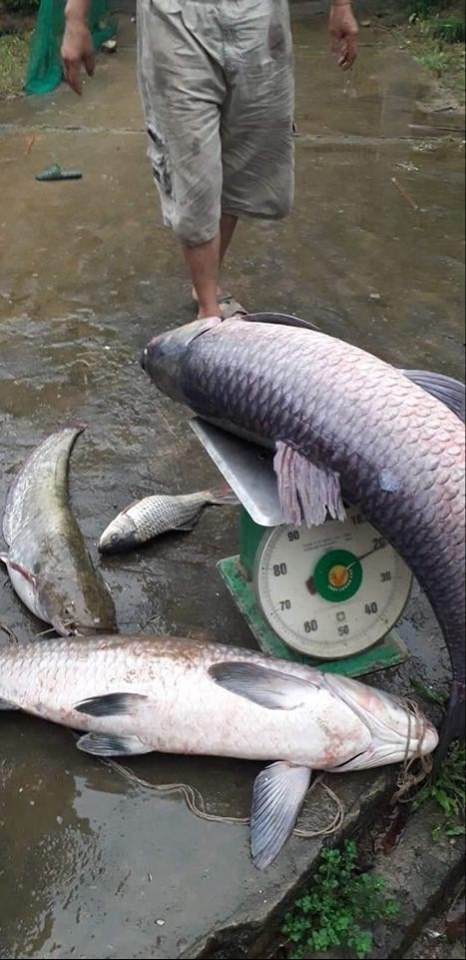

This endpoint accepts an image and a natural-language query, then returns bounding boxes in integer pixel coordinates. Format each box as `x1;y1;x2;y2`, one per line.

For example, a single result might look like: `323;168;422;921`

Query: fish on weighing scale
191;418;412;678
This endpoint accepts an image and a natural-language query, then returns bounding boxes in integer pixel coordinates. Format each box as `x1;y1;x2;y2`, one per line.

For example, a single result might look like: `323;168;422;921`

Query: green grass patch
402;23;465;98
0;30;31;98
281;839;398;959
371;2;466;101
415;47;451;75
412;741;465;841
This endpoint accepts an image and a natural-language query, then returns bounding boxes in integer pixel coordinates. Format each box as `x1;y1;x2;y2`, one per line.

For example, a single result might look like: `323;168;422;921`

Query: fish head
141;317;222;400
51;605;116;637
326;674;438;770
98;514;138;554
39;581;117;638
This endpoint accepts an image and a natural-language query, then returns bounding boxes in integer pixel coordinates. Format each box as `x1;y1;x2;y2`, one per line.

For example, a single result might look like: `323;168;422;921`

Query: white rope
103;759;345;839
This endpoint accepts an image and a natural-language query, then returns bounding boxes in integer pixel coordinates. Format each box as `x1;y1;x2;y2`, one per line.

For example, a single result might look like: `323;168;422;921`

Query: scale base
218;556;410;678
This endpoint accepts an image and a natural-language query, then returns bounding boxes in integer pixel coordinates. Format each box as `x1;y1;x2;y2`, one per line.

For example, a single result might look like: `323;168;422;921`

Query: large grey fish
0;635;437;868
141;314;465;764
98;486;236;554
0;425;117;636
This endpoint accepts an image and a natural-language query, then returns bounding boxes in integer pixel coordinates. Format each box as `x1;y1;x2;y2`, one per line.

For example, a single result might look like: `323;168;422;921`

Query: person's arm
62;0;95;95
329;0;359;70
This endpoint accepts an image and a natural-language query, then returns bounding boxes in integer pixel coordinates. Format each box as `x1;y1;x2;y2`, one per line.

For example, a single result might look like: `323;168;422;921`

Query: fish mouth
98;530;139;554
141;317;222;396
52;618;113;638
73;624;113;636
141;342;153;374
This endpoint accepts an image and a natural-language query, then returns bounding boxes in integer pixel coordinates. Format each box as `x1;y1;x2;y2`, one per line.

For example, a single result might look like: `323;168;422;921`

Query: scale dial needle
306;541;387;594
346;541;387;570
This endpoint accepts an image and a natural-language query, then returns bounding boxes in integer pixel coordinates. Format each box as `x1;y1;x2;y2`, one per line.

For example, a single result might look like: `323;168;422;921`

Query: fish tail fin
206;483;238;506
433;681;465;776
56;420;87;437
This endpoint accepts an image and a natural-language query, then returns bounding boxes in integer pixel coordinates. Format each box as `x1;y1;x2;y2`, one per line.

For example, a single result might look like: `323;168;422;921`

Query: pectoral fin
251;762;311;870
209;661;318;710
176;520;200;532
76;733;152;756
75;692;147;717
401;369;465;422
274;441;346;527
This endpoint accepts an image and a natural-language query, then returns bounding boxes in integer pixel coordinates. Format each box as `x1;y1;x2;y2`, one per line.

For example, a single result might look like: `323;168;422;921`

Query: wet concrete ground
0;9;464;959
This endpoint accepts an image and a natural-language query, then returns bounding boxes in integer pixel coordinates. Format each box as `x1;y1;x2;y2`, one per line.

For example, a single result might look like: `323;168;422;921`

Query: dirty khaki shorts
137;0;295;245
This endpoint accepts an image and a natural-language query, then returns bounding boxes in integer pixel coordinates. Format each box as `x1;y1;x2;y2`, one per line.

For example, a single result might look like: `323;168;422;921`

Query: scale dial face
253;505;412;659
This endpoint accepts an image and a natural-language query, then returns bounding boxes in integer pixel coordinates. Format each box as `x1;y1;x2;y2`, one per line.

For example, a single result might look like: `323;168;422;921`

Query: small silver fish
98;487;236;554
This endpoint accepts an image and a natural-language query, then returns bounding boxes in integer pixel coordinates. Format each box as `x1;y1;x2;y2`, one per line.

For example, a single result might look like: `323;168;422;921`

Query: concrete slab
372;802;465;959
0;9;464;959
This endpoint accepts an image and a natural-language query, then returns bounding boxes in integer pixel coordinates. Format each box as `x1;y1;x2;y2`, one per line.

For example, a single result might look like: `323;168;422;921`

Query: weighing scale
191;419;412;679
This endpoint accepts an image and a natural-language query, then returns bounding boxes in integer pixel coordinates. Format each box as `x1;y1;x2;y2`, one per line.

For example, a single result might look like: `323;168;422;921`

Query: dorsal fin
241;313;321;332
209;661;319;709
401;369;465;422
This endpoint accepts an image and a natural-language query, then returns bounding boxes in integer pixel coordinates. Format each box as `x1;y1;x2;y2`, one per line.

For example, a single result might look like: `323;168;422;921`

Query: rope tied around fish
102;694;433;836
102;758;345;839
0;620;432;833
0;621;18;645
391;695;433;804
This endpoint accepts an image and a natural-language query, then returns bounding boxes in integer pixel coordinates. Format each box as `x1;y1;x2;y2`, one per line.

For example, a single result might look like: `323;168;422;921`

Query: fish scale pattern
181;320;465;680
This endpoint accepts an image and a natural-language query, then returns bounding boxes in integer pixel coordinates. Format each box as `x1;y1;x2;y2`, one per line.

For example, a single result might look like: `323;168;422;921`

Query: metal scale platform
191;419;411;678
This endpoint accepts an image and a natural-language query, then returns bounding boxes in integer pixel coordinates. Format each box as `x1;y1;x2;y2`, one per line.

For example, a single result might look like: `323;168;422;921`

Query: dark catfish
141;314;465;764
1;424;117;636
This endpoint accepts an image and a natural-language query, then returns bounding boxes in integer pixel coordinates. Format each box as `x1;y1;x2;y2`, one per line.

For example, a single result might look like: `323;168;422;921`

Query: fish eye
111;533;120;543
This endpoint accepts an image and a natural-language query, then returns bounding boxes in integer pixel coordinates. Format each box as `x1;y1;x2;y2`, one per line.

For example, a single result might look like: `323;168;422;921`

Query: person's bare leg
191;213;238;311
184;234;221;319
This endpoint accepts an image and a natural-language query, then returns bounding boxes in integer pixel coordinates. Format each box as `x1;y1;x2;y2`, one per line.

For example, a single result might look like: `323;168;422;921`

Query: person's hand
329;2;359;71
61;18;95;94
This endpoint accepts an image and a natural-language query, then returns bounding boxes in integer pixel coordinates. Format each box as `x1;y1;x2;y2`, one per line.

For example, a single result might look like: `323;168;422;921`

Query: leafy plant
432;16;466;44
412;741;465;840
415;48;450;75
281;839;398;959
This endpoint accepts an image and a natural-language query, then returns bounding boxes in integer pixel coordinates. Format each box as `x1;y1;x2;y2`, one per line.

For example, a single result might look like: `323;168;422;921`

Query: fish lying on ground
98;487;236;554
141;314;465;764
0;635;437;868
0;425;117;636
